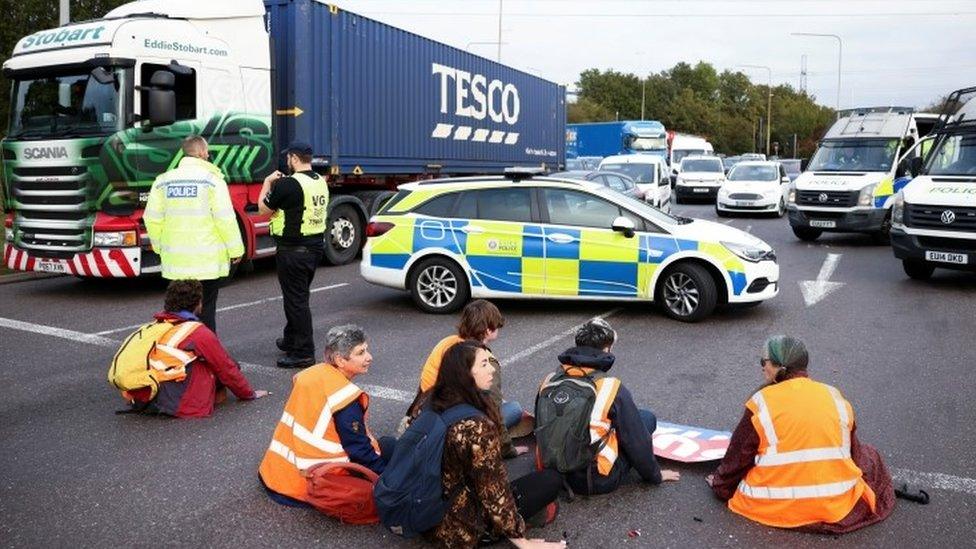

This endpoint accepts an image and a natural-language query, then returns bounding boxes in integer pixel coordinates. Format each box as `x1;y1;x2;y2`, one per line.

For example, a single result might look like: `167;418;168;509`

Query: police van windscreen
729;165;778;181
8;67;129;139
807;139;900;173
599;163;655;183
681;158;723;173
926;134;976;177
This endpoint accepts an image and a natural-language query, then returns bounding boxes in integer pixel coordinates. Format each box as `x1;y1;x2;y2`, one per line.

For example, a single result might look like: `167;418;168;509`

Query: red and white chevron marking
3;245;140;277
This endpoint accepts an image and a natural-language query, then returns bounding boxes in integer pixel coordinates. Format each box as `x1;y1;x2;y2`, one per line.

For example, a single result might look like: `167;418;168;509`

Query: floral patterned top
428;416;525;548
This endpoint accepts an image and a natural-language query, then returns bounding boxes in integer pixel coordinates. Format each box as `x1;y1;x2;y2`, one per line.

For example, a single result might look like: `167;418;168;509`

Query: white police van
787;107;938;242
891;87;976;279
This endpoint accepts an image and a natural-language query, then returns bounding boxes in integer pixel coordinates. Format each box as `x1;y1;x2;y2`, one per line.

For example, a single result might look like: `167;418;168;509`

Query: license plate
925;251;968;264
693;188;710;193
809;219;836;228
36;261;67;273
735;200;755;207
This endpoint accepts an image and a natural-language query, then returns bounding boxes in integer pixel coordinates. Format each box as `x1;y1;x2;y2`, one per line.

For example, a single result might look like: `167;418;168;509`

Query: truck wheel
409;257;470;314
656;262;717;322
323;203;363;265
902;260;934;280
792;226;822;241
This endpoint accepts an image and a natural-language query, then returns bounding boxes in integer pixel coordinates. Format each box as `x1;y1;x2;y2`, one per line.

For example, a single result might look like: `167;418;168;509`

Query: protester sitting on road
404;299;526;457
111;280;268;418
706;335;895;533
259;325;396;507
536;318;680;496
428;341;566;549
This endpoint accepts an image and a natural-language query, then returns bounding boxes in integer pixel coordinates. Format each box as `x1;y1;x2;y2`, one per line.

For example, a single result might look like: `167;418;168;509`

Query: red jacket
131;312;255;418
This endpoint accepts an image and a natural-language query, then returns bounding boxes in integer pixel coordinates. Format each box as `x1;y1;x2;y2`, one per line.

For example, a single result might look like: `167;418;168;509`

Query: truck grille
916;236;976;252
10;165;93;254
905;205;976;233
796;190;858;207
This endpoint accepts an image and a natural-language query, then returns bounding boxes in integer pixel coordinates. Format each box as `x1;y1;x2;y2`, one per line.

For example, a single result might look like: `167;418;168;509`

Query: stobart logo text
22;26;105;49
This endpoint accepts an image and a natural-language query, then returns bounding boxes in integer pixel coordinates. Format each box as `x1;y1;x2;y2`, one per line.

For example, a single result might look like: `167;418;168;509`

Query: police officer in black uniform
258;142;329;368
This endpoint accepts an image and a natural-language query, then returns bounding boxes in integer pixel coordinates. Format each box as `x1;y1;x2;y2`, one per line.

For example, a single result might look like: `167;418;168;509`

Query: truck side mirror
147;70;176;127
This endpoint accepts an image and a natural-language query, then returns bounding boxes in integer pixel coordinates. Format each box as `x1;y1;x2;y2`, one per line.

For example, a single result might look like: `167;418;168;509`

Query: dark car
549;170;642;200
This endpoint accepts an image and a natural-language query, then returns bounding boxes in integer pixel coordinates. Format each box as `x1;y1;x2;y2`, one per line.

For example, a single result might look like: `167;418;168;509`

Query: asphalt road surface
2;203;974;548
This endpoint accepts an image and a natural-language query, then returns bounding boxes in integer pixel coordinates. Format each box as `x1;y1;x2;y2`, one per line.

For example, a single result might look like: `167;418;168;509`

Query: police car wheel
902;260;934;281
656;262;717;322
409;257;470;314
792;226;821;242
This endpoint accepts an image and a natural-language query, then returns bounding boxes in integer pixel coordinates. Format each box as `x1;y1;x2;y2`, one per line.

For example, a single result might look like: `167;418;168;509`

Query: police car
360;170;779;322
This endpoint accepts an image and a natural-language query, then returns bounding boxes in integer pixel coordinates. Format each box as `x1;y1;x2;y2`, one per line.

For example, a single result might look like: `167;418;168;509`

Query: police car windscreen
729;165;777;181
600;163;654;183
807;139;899;172
927;134;976;176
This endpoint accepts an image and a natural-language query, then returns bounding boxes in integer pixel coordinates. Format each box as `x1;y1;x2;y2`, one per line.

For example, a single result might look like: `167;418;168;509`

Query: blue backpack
373;403;483;538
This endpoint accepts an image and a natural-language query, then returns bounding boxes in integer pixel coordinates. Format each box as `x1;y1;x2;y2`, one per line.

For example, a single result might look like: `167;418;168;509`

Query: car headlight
718;187;729;196
722;240;774;263
787;183;796;204
892;192;905;226
93;231;137;247
857;183;877;207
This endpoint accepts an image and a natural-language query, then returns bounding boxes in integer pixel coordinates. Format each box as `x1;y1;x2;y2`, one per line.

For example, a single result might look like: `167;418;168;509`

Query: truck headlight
891;193;905;226
93;231;137;247
857;183;878;207
722;240;773;263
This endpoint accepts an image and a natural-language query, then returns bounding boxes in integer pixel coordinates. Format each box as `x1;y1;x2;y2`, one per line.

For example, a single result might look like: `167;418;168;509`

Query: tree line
569;62;837;159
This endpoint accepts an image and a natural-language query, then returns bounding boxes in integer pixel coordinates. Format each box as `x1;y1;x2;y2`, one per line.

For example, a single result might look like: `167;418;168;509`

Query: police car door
540;188;641;296
459;188;545;295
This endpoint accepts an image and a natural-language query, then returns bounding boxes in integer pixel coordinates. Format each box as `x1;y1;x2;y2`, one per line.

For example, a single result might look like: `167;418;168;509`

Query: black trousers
199;277;224;333
275;244;323;358
510;468;562;519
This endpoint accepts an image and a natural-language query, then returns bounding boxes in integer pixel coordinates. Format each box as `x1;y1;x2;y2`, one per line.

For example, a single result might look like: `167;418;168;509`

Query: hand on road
705;473;715;487
512;538;567;549
253;390;271;399
661;469;681;482
513;445;529;456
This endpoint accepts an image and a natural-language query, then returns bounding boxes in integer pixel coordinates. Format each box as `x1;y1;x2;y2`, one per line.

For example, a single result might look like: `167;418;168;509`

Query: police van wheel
409;257;470;314
792;226;822;242
323;204;363;265
656;262;717;322
902;260;934;281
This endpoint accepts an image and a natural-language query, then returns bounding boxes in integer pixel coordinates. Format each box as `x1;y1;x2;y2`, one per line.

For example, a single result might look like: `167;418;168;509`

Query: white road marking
744;225;753;233
0;316;117;348
798;253;844;307
892;467;976;497
722;219;735;225
94;282;350;335
501;308;621;367
238;361;413;403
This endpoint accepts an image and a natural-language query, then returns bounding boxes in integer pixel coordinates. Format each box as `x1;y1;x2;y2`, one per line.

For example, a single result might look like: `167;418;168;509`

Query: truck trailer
2;0;566;276
566;120;668;160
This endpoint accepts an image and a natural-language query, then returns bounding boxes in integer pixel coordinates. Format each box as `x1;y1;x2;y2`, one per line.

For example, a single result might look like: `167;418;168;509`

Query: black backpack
373;403;483;538
534;368;614;474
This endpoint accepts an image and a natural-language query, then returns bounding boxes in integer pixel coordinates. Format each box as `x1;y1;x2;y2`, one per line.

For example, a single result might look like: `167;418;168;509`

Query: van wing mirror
611;216;636;238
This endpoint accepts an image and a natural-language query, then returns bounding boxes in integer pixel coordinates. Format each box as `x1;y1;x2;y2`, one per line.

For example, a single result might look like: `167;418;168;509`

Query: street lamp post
740;64;773;157
465;41;508;52
791;32;842;111
60;0;69;25
496;0;503;62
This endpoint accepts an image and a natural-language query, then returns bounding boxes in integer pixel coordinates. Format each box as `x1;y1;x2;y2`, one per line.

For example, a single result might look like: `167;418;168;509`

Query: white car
674;155;725;203
717;161;791;217
599;154;672;213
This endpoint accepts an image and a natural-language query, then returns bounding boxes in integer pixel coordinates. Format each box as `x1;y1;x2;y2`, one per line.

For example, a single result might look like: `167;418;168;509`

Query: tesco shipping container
264;0;566;176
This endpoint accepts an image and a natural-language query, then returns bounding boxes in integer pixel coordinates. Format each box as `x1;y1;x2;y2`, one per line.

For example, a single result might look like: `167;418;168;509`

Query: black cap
284;141;313;156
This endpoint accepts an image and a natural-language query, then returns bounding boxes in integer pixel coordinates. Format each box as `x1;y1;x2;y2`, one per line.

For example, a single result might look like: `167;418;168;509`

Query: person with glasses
145;135;244;333
706;336;895;533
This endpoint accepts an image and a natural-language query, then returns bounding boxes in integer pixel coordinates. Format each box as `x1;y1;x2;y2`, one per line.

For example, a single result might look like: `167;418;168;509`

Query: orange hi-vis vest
146;321;200;383
561;365;622;476
258;363;380;502
419;335;464;392
728;377;876;528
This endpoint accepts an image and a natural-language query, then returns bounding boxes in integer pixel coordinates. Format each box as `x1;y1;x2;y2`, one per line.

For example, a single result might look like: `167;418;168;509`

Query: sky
334;0;976;110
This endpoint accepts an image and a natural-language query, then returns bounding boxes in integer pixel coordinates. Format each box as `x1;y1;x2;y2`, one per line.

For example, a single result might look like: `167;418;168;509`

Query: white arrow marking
799;253;844;307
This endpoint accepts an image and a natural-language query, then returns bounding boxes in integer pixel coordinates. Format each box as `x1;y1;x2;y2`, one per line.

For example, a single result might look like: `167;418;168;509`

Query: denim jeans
501;400;524;429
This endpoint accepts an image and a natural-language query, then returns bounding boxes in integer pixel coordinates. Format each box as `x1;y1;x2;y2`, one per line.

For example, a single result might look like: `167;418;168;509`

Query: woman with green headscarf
705;336;895;534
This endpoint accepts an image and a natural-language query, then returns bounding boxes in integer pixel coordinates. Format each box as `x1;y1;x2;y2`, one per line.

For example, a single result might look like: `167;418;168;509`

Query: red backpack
305;462;379;525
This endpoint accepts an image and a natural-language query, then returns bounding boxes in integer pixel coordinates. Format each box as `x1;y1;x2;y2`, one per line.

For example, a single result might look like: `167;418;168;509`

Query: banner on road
653;421;731;462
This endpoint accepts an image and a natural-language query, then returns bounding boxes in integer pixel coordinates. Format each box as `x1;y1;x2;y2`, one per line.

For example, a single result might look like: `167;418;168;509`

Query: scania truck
891;87;976;279
566;120;668;160
1;0;566;276
786;107;938;242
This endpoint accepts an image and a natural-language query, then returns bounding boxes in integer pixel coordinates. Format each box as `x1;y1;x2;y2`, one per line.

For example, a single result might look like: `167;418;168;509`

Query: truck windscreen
628;135;668;151
8;67;128;139
927;133;976;176
807;139;899;173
